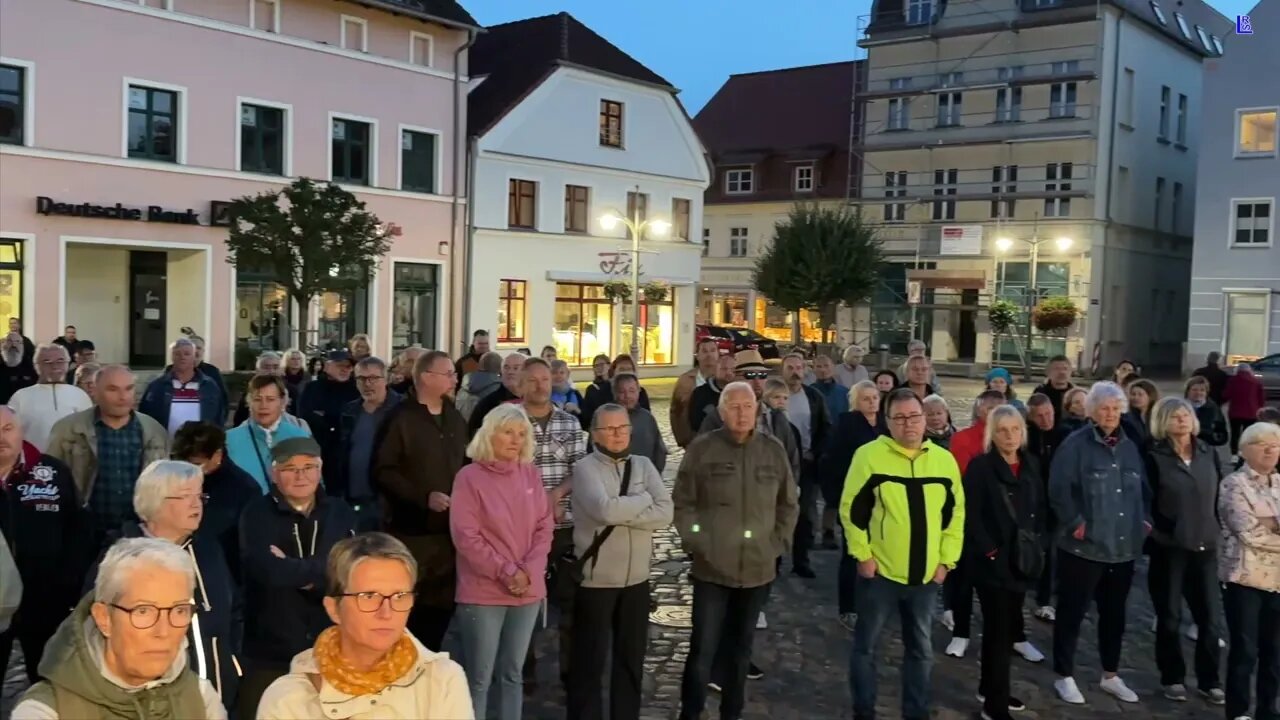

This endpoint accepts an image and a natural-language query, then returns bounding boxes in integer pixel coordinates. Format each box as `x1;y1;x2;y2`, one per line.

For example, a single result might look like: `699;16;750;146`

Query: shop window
127;85;179;162
240;103;286;175
1224;291;1269;363
235;268;290;369
754;298;822;344
392;262;439;350
0;239;24;330
497;279;526;343
621;297;675;365
553;283;613;366
400;129;437;193
332;117;372;185
0;64;26;145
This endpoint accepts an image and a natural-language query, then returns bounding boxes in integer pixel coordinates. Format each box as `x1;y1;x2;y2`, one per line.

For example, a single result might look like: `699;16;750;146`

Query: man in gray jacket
675;382;798;720
568;403;673;720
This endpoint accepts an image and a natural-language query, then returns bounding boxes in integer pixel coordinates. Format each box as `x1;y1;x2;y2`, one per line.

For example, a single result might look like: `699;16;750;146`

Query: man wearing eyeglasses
237;435;355;719
8;343;92;452
842;388;964;720
334;356;403;533
612;373;667;472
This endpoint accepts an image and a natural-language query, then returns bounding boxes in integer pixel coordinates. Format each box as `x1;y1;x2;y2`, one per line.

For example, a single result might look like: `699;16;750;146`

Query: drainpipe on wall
449;30;478;355
462;135;477;353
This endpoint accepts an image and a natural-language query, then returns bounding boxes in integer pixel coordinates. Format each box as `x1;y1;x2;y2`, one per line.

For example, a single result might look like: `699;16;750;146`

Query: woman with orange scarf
256;533;474;719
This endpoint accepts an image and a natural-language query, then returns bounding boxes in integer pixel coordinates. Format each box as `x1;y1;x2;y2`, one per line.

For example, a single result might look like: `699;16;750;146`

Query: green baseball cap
271;436;323;463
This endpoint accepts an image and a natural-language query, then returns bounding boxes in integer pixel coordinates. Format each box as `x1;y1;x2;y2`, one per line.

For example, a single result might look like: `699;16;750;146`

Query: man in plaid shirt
518;357;586;691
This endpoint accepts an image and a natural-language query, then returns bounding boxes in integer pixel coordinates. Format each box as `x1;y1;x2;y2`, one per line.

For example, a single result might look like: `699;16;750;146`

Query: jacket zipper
738;443;747;582
310;520;318;556
189;612;207;684
211;636;223;698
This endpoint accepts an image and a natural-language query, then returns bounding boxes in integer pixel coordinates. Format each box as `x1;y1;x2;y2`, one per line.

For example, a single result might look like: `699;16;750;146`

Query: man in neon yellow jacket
840;387;964;720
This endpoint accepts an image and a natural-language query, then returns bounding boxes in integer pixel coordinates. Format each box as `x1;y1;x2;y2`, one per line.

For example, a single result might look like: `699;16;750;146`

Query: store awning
906;269;988;290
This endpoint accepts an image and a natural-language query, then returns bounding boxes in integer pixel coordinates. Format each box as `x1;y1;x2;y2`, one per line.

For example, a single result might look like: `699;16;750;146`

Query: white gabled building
465;12;709;375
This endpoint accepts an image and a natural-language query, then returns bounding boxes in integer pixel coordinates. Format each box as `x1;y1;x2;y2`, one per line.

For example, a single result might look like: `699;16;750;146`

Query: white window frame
340;14;368;53
1150;0;1167;24
249;0;280;32
1220;288;1273;360
137;0;174;8
1049;81;1077;118
887;97;910;130
1228;197;1275;248
1044;162;1072;218
794;165;814;192
905;0;933;24
936;91;962;127
120;77;189;164
327;111;379;186
725;168;753;195
409;31;434;67
1158;86;1170;139
729;227;749;257
235;96;293;176
396;123;442;194
1234;107;1279;158
0;57;35;147
1176;93;1187;143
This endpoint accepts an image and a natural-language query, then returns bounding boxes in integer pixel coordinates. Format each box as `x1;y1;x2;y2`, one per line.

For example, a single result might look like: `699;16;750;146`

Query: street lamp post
995;230;1072;381
599;185;670;360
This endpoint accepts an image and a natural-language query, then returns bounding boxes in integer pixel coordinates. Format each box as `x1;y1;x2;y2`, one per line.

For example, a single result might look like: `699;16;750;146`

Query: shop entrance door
129;251;167;367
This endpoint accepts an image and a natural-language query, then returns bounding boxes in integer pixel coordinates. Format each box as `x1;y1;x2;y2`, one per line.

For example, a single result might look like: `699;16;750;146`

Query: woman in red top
1224;363;1267;454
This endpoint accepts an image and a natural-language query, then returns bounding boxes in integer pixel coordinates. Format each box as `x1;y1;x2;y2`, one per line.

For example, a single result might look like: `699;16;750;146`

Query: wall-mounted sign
939;225;984;255
36;196;200;225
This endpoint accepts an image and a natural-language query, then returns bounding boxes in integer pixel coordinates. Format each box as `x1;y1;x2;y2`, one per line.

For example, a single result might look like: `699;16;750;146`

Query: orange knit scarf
312;626;419;697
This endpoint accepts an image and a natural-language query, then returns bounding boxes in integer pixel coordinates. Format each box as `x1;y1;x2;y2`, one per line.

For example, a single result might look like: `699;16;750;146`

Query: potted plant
988;299;1019;335
1032;296;1080;333
603;280;632;304
642;280;669;303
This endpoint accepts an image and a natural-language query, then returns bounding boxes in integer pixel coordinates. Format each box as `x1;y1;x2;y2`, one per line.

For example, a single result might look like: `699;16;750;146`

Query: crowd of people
0;321;1278;720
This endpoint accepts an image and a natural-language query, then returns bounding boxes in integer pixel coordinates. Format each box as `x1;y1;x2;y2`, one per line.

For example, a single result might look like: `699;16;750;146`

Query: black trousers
1147;544;1221;688
977;585;1024;720
946;558;975;639
1224;582;1280;720
408;603;456;652
1052;550;1134;677
1231;418;1256;454
526;527;575;687
792;460;819;570
0;595;71;684
568;582;651;720
679;580;770;720
1035;533;1057;608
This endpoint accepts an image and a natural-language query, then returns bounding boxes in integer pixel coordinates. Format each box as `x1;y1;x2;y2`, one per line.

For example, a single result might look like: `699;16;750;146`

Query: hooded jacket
11;595;226;720
571;452;673;588
1193;399;1229;447
45;408;170;510
454;371;501;421
239;489;355;664
255;633;473;720
0;442;87;608
199;459;259;583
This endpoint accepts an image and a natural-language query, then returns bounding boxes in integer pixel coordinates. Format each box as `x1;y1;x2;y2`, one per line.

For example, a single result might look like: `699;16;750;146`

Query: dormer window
725;168;754;194
1150;0;1167;25
1174;13;1191;40
1195;25;1213;52
905;0;934;25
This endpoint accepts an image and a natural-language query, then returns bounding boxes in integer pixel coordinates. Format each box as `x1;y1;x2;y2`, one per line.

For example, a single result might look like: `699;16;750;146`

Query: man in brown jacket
670;338;722;448
674;381;798;720
372;350;468;651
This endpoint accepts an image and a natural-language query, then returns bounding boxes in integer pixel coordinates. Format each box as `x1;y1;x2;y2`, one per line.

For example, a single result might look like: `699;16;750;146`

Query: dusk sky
462;0;1256;115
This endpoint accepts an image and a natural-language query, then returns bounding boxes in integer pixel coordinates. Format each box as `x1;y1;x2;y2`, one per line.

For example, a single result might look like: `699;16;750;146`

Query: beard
2;347;21;368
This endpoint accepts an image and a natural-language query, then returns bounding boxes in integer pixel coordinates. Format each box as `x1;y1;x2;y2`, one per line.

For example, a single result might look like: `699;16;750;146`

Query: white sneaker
1034;605;1056;622
1054;677;1086;705
944;637;969;658
941;609;955;631
1013;640;1045;663
1099;675;1139;703
756;612;767;630
1186;624;1199;641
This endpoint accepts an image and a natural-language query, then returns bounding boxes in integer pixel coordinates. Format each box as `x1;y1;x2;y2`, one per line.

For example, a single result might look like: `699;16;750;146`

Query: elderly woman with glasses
12;537;227;719
84;460;242;709
257;533;474;719
1217;421;1280;720
225;374;314;493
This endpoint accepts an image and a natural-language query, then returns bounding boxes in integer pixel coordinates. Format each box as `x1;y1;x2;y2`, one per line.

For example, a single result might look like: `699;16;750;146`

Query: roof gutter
349;0;482;32
450;29;478;354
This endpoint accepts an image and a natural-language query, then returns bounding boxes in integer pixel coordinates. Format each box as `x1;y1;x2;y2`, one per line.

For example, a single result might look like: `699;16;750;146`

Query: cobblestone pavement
4;377;1220;719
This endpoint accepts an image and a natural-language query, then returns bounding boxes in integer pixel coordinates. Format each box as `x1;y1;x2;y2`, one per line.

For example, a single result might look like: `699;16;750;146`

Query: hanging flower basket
642;280;669;303
1032;296;1080;333
988;299;1019;335
602;280;632;304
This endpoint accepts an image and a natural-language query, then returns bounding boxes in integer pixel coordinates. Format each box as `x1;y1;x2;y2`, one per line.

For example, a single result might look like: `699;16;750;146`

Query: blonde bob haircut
847;379;878;406
1149;396;1201;441
982;404;1028;452
467;403;535;463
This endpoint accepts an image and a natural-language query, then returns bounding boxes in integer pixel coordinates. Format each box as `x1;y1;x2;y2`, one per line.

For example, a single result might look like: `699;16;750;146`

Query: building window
1044;162;1072;217
702;228;710;256
729;227;749;257
127;85;179;162
250;0;279;32
392;262;439;350
1120;68;1135;127
995;83;1022;123
341;15;367;52
564;185;589;233
1154;176;1166;229
1171;181;1183;231
1231;199;1274;246
553;283;614;366
409;31;433;67
239;103;285;175
599;100;624;148
508;179;537;229
235;265;290;367
672;198;691;241
936;73;962;127
1176;93;1188;143
1237;109;1278;157
794;165;814;192
884;171;907;222
497;279;526;343
1150;0;1167;24
0;64;27;146
725;168;753;194
1174;12;1191;39
1224;291;1269;362
905;0;933;25
1159;86;1171;139
991;165;1017;219
400;129;437;193
932;168;957;221
0;239;25;329
622;293;676;366
331;117;371;185
887;97;911;130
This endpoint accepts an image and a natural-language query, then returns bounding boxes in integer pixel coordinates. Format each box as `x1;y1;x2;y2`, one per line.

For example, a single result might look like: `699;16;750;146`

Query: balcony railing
861;163;1095;201
860;54;1097;97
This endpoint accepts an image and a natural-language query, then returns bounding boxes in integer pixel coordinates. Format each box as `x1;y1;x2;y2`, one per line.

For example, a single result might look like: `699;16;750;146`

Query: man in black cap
235;435;356;718
298;349;360;488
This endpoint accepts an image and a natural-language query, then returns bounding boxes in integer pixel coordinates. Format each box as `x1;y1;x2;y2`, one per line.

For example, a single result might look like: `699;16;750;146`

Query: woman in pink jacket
450;403;553;720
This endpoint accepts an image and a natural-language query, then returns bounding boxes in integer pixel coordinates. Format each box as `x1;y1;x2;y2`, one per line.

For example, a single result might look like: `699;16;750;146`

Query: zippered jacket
571;452;673;588
840;435;965;586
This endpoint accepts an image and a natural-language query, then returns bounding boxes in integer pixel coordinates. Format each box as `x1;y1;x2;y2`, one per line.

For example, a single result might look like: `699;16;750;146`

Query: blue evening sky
462;0;1255;114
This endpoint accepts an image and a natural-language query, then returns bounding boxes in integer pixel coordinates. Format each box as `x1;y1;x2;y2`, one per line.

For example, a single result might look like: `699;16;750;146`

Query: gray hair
1240;421;1280;448
479;351;503;374
1150;396;1200;441
922;393;948;411
168;337;196;355
847;379;878;406
842;344;864;363
982;404;1028;452
255;351;281;371
763;377;788;398
133;460;204;523
972;390;1006;423
75;362;103;386
591;403;628;431
93;537;195;605
466;403;535;462
1085;381;1129;417
718;380;756;409
907;339;928;354
355;356;387;374
282;348;306;366
35;343;69;361
325;532;418;597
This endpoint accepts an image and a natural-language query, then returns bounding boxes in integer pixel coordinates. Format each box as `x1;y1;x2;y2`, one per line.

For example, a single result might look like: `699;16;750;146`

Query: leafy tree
753;204;885;343
224;178;392;350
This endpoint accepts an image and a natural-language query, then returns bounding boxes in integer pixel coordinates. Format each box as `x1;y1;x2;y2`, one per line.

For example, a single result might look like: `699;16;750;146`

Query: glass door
392;263;439;350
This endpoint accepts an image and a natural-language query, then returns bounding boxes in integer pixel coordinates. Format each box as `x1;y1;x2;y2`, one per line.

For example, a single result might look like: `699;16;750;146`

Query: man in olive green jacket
674;381;797;720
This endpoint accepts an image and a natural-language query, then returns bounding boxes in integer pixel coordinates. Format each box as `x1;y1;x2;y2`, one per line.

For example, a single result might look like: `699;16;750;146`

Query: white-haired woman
923;394;955;449
450;404;553;719
963;405;1046;719
1048;381;1151;705
12;537;226;719
1218;422;1280;720
1144;397;1224;703
257;533;474;719
282;348;309;405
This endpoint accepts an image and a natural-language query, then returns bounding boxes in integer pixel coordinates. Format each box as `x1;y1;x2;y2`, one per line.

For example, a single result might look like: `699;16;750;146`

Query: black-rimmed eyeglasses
338;591;417;613
107;602;197;629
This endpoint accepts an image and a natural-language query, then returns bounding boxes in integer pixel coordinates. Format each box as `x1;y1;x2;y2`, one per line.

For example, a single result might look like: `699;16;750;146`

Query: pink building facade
0;0;477;369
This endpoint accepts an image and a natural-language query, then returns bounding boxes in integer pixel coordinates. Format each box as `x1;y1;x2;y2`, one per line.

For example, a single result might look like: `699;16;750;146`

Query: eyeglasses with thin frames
338;591;417;613
278;464;321;477
108;601;197;629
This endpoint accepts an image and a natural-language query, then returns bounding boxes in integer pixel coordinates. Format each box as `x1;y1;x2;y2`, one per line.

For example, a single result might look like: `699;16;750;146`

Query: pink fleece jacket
450;459;553;606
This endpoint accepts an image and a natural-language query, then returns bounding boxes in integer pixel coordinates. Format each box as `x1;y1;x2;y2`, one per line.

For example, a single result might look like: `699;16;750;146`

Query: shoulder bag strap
575;459;632;571
247;425;271;482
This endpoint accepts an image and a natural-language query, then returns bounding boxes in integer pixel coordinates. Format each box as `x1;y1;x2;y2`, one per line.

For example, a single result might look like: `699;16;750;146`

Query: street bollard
877;344;890;371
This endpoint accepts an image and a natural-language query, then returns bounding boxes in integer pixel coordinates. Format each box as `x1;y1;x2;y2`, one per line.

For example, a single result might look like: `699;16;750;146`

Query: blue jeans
850;575;938;719
455;602;541;720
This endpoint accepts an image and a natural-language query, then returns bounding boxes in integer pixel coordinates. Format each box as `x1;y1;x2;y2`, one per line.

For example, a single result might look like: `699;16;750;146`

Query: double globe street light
995;234;1073;381
599;187;671;360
